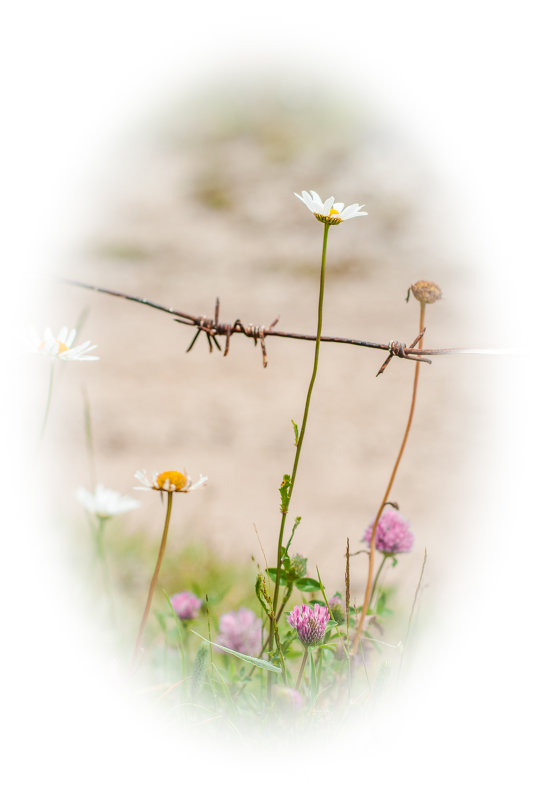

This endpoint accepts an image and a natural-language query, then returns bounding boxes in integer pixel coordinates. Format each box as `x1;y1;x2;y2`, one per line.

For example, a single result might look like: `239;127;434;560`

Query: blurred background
6;2;531;796
34;72;491;616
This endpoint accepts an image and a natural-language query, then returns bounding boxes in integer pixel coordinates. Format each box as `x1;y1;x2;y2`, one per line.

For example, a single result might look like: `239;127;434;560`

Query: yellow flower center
330;208;340;215
155;470;187;491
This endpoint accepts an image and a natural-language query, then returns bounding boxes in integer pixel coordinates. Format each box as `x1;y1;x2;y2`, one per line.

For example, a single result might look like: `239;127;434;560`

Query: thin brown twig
351;301;427;658
62;279;510;370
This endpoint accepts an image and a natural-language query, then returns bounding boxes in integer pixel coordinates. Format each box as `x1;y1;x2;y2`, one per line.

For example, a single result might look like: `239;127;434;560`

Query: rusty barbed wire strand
62;278;514;373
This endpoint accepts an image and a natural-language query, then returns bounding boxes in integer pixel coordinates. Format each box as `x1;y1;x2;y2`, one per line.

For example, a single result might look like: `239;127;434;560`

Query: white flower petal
322;196;335;216
341;203;367;219
76;483;140;516
28;325;98;361
295;191;367;224
294;192;313;212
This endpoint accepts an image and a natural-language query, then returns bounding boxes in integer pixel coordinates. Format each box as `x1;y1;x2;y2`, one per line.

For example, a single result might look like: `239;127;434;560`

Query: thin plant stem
38;361;56;445
295;647;309;691
352;301;426;657
368;555;389;611
275;583;294;623
398;548;428;681
82;384;97;490
205;593;214;682
132;492;174;665
270;223;330;647
93;516;116;626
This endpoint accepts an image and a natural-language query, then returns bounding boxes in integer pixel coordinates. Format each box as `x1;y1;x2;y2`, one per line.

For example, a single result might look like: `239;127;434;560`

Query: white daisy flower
76;484;140;517
134;469;208;494
28;326;99;361
294;190;367;225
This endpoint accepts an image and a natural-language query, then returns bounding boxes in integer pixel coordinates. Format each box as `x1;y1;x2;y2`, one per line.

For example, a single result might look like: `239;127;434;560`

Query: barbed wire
63;278;513;375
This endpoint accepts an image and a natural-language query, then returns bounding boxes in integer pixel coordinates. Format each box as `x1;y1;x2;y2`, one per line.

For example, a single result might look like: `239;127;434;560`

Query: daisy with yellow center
131;467;207;665
29;326;99;361
134;469;207;493
268;188;367;660
294;190;367;225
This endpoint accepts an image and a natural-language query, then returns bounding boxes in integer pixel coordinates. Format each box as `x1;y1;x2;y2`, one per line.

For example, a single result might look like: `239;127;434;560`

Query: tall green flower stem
295;647;309;691
93;516;115;625
269;223;331;651
38;362;56;445
368;554;389;610
132;492;174;666
351;300;427;659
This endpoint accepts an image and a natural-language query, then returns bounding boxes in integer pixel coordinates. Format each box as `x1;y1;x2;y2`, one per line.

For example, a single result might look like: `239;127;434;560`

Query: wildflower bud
285;553;308;582
328;594;345;625
409;280;442;304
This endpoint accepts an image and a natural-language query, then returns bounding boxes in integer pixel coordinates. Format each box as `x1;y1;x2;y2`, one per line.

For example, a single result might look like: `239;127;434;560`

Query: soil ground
34;81;497;616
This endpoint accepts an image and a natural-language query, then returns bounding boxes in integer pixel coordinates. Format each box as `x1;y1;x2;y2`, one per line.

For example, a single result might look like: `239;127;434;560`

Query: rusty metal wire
63;278;513;374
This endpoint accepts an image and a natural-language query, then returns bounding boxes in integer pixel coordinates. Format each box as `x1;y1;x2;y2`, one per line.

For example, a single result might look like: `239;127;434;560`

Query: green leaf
291;419;299;446
190;630;282;673
295;577;321;592
376;590;387;616
285;516;302;553
279;474;292;514
266;567;288;586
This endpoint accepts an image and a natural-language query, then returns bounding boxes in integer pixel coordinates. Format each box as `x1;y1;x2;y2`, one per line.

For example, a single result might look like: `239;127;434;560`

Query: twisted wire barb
62;278;513;373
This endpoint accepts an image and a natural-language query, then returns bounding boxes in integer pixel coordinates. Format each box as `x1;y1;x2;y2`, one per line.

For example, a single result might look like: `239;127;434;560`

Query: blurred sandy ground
32;77;496;609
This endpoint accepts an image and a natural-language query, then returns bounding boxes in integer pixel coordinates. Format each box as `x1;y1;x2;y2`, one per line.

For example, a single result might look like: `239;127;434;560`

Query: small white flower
76;483;140;517
28;326;99;361
294;190;367;225
134;469;208;494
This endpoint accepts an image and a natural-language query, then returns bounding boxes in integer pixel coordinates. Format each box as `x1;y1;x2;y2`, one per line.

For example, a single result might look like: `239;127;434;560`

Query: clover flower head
28;326;99;361
363;508;414;555
216;608;262;656
287;603;330;647
134;469;207;494
295;190;367;225
76;483;140;518
170;590;202;621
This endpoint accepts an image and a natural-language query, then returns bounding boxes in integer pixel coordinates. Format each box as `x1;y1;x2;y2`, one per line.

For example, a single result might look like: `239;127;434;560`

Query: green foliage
279;474;292;514
294;577;321;592
191;630;281;673
285;516;301;553
291;419;299;446
190;643;209;698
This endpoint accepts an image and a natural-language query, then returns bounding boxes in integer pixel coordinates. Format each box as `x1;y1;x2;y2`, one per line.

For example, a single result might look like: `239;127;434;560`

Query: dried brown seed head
409;280;442;304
